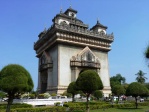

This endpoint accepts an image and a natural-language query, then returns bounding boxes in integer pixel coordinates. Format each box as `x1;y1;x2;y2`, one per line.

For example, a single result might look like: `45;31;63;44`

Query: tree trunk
135;97;138;109
6;94;13;112
72;94;75;102
86;94;90;112
118;96;119;104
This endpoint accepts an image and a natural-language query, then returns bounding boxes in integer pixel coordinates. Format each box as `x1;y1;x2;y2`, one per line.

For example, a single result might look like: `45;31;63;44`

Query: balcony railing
70;60;100;69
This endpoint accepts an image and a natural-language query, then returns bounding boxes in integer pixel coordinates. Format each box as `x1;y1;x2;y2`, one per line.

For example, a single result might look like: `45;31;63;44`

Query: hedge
11;107;66;112
64;102;149;111
0;102;148;112
0;103;32;109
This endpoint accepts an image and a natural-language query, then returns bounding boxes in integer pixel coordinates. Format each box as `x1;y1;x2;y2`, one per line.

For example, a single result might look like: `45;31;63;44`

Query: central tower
34;7;114;97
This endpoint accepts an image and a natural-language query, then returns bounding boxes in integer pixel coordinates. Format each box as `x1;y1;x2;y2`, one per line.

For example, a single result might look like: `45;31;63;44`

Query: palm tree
135;70;147;84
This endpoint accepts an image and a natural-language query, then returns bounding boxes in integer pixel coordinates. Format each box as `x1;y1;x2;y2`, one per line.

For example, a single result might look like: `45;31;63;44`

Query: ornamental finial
60;2;63;13
97;18;100;24
44;24;47;33
60;7;63;13
69;0;72;8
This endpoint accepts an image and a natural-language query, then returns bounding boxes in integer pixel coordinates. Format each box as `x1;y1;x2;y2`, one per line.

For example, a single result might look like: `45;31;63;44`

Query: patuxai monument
34;7;114;97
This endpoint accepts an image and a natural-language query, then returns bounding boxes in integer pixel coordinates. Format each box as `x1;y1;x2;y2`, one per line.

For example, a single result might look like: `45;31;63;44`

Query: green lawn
91;106;149;112
0;106;149;112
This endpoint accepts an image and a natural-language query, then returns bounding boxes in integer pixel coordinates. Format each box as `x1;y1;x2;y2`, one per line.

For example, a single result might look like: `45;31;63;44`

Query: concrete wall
58;44;82;86
48;46;58;87
45;44;111;96
93;50;110;88
58;44;110;88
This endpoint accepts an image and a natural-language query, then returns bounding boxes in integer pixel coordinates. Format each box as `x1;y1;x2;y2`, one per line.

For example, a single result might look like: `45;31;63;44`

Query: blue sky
0;0;149;90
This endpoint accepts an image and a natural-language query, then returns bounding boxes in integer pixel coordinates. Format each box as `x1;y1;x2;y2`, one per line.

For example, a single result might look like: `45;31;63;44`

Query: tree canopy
126;82;149;108
112;85;125;96
0;64;34;112
110;74;126;93
76;70;103;95
145;44;149;59
144;44;149;67
145;83;149;90
112;85;125;101
135;70;147;84
67;81;78;102
76;70;103;112
93;90;103;100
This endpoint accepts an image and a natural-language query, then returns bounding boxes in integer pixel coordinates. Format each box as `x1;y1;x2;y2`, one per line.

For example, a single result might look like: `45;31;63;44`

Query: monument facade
34;7;114;97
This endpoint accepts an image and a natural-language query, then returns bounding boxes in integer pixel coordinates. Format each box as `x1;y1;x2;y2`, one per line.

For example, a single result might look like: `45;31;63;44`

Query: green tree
110;74;126;84
0;91;6;99
67;81;78;102
112;85;125;102
0;64;34;112
76;70;103;112
110;74;126;92
122;83;129;93
126;82;149;109
135;70;147;84
93;90;103;100
145;83;149;90
144;44;149;60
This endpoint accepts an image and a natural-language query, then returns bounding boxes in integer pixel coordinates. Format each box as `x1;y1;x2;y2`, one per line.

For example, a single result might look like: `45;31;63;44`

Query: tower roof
90;20;107;30
64;7;78;14
34;7;114;54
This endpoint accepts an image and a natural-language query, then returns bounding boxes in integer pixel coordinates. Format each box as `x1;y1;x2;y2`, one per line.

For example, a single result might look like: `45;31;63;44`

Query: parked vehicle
140;98;144;102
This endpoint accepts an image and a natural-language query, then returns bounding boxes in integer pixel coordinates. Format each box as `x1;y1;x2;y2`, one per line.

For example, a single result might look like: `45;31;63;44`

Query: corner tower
34;7;114;97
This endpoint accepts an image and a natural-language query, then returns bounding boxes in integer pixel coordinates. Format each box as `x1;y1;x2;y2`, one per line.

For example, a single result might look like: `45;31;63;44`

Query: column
75;67;79;80
46;68;52;91
37;71;41;93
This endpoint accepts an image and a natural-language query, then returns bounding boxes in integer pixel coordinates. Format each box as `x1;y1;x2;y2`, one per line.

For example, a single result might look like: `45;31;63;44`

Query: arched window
100;30;105;36
60;21;67;25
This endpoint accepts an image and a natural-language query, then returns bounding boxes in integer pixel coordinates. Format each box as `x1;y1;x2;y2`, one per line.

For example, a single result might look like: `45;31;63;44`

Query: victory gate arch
34;7;114;97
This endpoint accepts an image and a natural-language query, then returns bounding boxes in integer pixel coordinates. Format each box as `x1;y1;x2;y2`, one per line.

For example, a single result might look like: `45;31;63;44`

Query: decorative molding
39;51;53;71
46;86;67;91
70;46;100;69
55;24;113;41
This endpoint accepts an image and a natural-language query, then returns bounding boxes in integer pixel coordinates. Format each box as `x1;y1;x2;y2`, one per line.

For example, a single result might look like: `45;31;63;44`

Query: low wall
13;98;72;106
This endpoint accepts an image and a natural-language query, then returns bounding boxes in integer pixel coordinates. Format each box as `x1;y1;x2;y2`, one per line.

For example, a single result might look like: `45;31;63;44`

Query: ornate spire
60;7;63;13
43;24;47;33
60;0;63;14
97;18;100;24
44;27;46;32
69;0;72;8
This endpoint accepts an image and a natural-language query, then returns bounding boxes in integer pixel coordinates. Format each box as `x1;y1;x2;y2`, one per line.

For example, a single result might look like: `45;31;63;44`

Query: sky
0;0;149;90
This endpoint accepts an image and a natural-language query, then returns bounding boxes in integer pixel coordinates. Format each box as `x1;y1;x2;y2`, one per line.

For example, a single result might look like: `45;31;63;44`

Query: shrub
0;103;32;109
44;92;51;98
51;93;57;96
29;94;35;99
38;94;44;99
55;102;60;106
11;106;66;112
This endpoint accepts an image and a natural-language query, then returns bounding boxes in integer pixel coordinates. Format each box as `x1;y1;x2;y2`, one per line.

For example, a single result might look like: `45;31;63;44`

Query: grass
91;106;149;112
0;106;149;112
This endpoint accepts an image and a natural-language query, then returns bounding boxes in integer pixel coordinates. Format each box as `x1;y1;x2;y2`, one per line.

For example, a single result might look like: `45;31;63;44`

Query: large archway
40;70;48;93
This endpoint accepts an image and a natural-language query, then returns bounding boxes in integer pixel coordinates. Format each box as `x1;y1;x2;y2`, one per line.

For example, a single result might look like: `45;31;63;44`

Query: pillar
46;68;53;91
